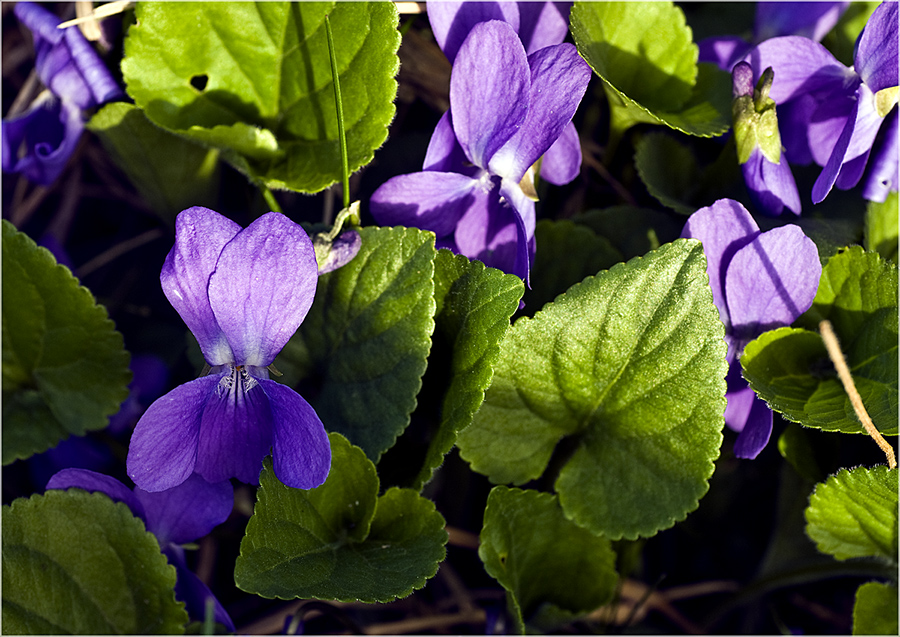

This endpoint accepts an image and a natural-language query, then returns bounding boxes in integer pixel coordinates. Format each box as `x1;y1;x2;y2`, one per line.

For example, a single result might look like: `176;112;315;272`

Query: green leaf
805;466;898;563
2;490;187;634
853;581;899;635
743;327;898;435
522;220;623;313
279;226;435;461
406;250;523;490
458;239;727;539
822;2;880;66
122;2;400;193
570;1;730;138
777;423;838;484
479;487;618;633
234;433;448;601
865;192;898;265
634;132;741;215
744;247;898;435
87;102;221;223
2;221;131;465
573;206;683;261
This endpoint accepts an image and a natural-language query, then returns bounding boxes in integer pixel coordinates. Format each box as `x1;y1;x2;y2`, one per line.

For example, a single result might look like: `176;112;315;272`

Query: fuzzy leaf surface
458;239;727;539
2;490;186;634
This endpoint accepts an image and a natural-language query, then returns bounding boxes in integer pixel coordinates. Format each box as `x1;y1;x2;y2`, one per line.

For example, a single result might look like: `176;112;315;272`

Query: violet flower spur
126;207;331;492
681;199;821;459
426;1;582;186
2;2;123;185
46;469;235;631
744;0;899;203
370;20;590;283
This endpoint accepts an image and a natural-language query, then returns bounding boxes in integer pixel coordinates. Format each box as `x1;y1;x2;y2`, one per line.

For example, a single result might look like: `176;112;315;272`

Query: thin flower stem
819;320;897;468
260;184;282;213
324;14;350;210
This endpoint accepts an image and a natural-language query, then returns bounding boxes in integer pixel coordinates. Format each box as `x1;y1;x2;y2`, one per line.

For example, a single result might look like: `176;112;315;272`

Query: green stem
325;14;350;210
260;184;282;213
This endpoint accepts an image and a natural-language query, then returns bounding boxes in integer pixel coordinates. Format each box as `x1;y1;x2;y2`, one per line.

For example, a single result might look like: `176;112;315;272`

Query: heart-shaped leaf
458;239;727;539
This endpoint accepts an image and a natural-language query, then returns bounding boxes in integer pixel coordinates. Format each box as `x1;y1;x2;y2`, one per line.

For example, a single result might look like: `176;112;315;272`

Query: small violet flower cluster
371;1;590;284
2;3;123;185
709;1;898;214
682;199;822;458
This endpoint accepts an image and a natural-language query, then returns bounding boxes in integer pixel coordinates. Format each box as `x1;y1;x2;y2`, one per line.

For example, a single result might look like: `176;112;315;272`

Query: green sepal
805;466;898;563
2;490;188;634
2;221;132;465
234;434;448;602
458;239;727;539
479;487;618;634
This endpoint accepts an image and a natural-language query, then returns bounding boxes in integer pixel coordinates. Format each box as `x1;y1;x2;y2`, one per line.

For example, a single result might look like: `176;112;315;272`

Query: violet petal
539;121;582;186
450;21;530;169
744;36;856;104
863;107;899;202
428;1;519;64
135;473;233;546
165;545;235;632
698;35;751;71
2;95;83;186
517;2;571;54
317;230;362;275
855;0;899;93
724;362;755;433
453;181;520;273
369;171;482;237
680;199;762;329
741;147;802;216
208;212;318;367
127;375;217;492
194;369;273;485
812;85;884;202
724;224;822;342
423;111;474;175
754;2;849;42
15;2;121;109
162;207;241;366
261;379;331;490
732;397;774;459
499;178;537;284
806;90;856;167
46;468;146;519
489;42;591;182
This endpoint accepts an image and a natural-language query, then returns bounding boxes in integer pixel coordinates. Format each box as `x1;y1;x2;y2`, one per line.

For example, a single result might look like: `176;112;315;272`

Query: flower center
216;363;258;397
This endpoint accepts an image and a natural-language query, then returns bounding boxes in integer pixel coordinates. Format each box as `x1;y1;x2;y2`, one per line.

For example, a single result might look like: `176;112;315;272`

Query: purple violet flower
731;62;801;216
126;207;331;492
426;1;582;186
699;2;849;71
743;1;899;203
370;20;590;282
2;2;123;185
681;199;822;458
46;469;235;631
